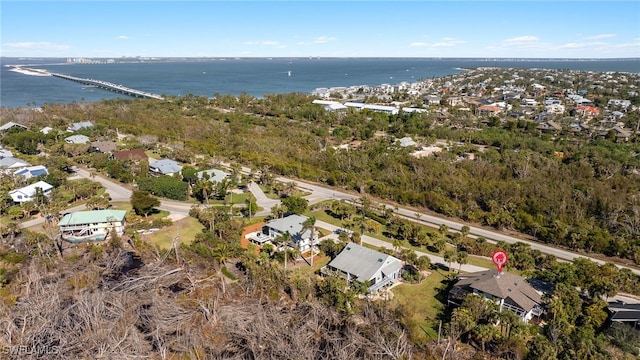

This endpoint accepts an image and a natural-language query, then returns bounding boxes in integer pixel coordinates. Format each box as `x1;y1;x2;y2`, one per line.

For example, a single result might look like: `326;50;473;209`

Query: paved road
315;220;486;273
66;164;640;276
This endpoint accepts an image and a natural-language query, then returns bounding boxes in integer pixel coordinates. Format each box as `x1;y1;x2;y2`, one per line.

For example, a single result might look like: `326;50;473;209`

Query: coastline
8;66;51;77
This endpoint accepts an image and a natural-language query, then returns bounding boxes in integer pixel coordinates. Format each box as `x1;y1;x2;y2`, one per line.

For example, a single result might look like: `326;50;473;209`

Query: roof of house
453;269;542;312
91;141;117;153
9;180;53;199
150;159;182;174
266;214;312;239
68;121;94;131
0;157;30;168
14;165;48;178
196;169;230;183
327;242;403;283
112;149;148;161
65;135;90;144
608;302;640;322
59;209;127;226
0;121;28;131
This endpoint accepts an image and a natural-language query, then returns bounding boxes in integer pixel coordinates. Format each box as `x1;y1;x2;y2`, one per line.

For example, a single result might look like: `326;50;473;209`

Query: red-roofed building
478;105;502;116
575;106;600;117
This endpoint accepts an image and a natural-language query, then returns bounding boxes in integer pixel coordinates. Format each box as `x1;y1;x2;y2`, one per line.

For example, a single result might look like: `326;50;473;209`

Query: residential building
91;141;117;153
149;159;182;177
67;121;93;132
0;148;13;159
112;149;149;161
323;242;403;293
13;165;48;179
0;157;31;170
448;269;544;323
58;209;127;242
257;214;318;252
607;301;640;329
0;121;28;132
196;169;230;183
65;135;90;144
9;180;53;204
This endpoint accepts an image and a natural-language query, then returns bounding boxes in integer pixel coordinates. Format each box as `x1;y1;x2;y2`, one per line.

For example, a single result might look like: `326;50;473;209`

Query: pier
50;72;164;100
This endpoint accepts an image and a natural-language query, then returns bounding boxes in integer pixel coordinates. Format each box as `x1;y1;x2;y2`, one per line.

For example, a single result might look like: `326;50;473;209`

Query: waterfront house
149;159;182;177
323;242;403;293
65;134;90;144
448;269;544;323
58;209;127;242
9;180;53;204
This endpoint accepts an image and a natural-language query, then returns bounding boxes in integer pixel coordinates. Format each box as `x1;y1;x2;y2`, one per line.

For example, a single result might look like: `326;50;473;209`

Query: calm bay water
1;58;638;108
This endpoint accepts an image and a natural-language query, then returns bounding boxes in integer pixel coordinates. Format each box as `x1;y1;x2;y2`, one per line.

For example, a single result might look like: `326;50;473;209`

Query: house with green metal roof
324;242;403;293
58;209;127;243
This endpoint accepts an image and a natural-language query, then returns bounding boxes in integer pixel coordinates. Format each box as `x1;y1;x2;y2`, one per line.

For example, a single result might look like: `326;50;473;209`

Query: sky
1;1;639;59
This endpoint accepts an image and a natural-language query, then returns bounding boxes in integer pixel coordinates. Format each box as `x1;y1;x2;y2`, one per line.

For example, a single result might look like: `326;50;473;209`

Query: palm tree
276;231;291;273
456;251;468;272
301;216;317;266
444;249;456;273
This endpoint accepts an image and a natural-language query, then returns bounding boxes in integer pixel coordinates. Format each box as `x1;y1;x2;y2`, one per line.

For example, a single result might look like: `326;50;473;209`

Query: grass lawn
391;271;449;344
141;216;204;250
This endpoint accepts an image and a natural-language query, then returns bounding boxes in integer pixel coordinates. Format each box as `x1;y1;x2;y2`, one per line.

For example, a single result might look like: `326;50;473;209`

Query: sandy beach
8;66;51;77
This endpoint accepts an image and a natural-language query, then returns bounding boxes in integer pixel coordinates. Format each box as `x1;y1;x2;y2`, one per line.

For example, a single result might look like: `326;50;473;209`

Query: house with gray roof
67;121;93;132
0;148;13;159
448;269;544;322
0;157;31;171
58;209;127;242
65;134;90;144
0;121;28;132
9;180;53;204
149;159;183;177
324;242;403;293
258;214;318;252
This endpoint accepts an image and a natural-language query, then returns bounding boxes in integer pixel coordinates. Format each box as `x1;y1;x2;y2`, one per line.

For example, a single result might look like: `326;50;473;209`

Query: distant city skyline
2;1;639;59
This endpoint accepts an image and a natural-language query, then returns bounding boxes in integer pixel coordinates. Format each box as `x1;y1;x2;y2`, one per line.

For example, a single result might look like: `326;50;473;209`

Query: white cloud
502;36;541;48
313;36;336;44
117;35;130;40
583;34;616;40
409;42;428;47
3;41;70;51
432;37;466;47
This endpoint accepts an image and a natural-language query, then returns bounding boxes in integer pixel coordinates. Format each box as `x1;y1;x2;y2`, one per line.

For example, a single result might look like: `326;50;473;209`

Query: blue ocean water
1;58;638;108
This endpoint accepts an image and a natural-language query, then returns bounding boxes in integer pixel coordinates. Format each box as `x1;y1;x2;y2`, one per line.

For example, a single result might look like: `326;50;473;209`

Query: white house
13;165;49;179
9;180;53;204
254;214;318;252
324;242;403;293
58;209;127;242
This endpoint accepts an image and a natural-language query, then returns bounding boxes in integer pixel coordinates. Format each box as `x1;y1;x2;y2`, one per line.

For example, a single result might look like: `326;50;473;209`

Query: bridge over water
50;72;164;100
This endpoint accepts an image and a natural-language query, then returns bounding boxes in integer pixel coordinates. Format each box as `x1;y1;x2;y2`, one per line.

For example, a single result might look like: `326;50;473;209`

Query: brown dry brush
0;247;414;359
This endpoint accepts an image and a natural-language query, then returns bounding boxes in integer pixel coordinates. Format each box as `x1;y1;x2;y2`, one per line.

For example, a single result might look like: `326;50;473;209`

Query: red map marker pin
491;249;508;273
